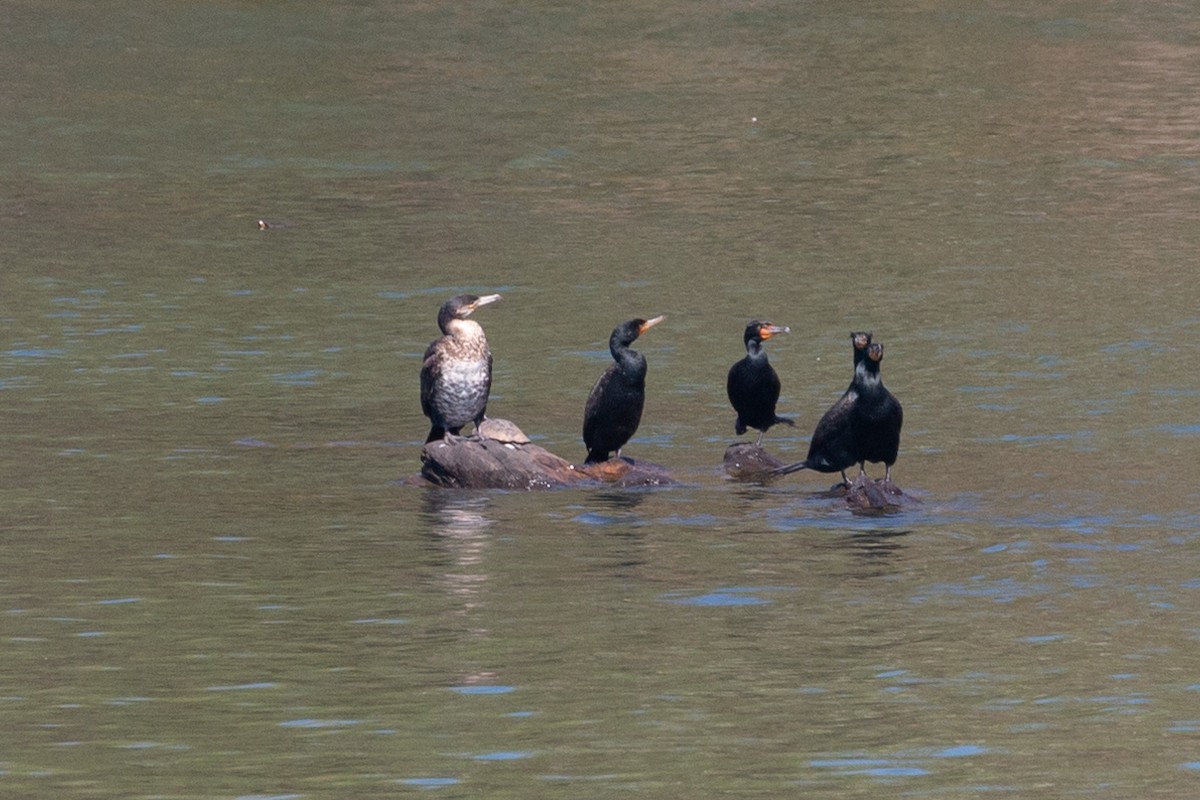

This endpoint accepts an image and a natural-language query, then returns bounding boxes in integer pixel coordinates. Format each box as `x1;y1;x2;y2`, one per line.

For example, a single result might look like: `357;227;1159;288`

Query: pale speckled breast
429;353;490;428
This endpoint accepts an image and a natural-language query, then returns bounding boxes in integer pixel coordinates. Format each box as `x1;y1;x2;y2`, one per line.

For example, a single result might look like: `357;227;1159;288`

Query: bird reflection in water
418;492;506;692
825;528;911;579
589;490;649;513
419;492;495;626
570;491;651;579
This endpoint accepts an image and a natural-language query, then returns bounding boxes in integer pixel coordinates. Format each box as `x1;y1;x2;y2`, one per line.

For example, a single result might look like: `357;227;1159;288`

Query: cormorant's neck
745;340;766;359
610;341;646;377
855;360;883;392
444;318;485;340
609;334;638;360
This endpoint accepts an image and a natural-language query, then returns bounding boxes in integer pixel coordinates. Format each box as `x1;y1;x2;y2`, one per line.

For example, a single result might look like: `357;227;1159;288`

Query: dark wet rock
420;437;583;490
723;442;785;480
844;474;920;513
723;443;918;512
419;437;673;490
578;456;674;488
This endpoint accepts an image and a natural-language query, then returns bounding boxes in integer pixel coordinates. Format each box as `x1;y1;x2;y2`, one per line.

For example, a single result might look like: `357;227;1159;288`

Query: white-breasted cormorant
420;293;501;443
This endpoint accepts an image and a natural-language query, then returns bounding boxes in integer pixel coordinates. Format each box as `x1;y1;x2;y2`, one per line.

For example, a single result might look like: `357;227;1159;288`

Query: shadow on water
819;528;913;578
568;488;651;527
587;489;650;513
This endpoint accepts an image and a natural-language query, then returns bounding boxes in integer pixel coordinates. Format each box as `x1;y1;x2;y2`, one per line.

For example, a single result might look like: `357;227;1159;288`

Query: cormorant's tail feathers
774;415;796;428
770;460;809;477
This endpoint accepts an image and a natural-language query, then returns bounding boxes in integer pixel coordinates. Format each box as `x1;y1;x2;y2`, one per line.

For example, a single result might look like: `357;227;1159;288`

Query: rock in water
844;474;920;513
723;442;785;480
418;435;674;490
420;437;583;490
577;456;673;487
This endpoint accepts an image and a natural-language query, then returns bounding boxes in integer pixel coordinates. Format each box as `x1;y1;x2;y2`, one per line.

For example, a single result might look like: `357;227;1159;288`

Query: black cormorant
726;320;794;446
772;331;872;485
420;293;501;443
852;341;903;481
582;316;664;464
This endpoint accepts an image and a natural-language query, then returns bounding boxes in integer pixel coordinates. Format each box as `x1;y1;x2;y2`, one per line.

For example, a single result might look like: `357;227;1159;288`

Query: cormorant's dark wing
806;388;857;470
726;357;751;433
582;365;615;452
484;350;493;400
419;339;441;418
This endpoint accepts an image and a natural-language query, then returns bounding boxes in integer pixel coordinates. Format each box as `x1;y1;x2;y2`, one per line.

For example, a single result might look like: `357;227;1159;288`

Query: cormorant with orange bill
582;316;664;464
726;320;794;446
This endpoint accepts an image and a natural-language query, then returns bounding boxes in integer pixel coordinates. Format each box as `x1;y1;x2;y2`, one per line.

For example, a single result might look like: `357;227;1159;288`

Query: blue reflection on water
810;743;990;782
661;586;790;606
1158;424;1200;436
927;744;989;758
4;348;66;359
451;685;515;695
1022;634;1065;643
572;512;643;526
472;751;532;761
809;758;929;777
399;777;460;788
272;369;321;386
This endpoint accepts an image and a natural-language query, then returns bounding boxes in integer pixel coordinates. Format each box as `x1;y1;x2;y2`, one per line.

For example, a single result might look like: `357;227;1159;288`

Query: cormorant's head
449;293;500;318
867;342;884;364
744;320;789;346
851;331;873;365
438;293;500;331
611;315;664;347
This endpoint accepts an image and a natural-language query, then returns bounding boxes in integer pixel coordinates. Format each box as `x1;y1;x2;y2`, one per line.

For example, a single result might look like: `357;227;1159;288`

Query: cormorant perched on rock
420;293;501;443
852;342;903;481
772;331;873;485
726;320;794;446
582;316;664;464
